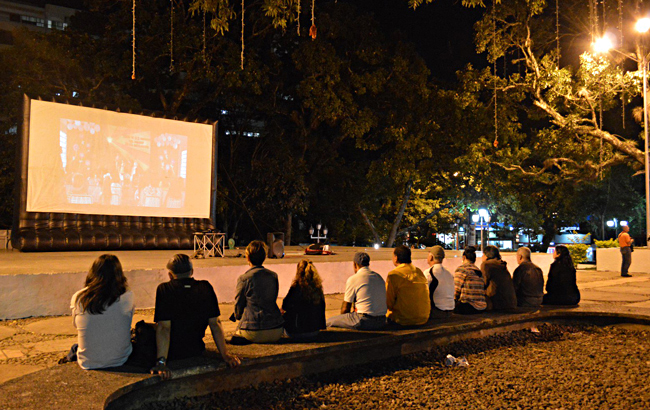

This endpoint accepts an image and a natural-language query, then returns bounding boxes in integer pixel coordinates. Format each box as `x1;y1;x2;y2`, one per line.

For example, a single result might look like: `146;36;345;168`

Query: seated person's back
386;245;430;326
481;245;517;310
543;245;580;306
233;240;284;343
327;252;387;330
512;247;544;307
424;245;455;312
282;260;326;338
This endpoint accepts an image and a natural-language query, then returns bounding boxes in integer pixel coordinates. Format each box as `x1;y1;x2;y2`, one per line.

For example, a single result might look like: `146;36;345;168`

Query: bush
567;244;589;267
594;238;619;248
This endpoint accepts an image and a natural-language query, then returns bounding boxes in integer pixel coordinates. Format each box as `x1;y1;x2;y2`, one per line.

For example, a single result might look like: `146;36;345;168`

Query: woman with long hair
69;254;134;369
543;245;580;306
281;259;326;340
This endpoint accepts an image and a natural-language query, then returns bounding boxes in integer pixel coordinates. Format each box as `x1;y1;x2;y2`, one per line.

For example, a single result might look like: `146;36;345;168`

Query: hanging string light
556;0;560;68
619;0;626;128
132;0;136;80
241;0;245;70
170;0;175;72
296;0;301;36
203;9;207;63
310;0;317;40
493;1;498;148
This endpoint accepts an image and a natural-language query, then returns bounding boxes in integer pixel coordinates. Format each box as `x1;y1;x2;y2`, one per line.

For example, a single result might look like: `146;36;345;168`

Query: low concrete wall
0;252;554;320
597;247;650;274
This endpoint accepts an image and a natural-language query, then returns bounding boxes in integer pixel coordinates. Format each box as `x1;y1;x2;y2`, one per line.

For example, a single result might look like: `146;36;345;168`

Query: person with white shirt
67;254;134;370
423;245;455;313
326;252;387;330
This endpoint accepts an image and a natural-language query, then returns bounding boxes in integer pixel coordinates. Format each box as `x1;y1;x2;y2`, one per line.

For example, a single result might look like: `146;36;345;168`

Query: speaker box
267;232;285;259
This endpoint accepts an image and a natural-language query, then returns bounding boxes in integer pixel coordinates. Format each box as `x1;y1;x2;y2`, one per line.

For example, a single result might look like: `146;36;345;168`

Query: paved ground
1;268;648;385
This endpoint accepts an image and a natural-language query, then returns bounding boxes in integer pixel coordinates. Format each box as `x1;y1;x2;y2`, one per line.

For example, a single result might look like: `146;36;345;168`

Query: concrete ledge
2;307;648;410
597;247;650;273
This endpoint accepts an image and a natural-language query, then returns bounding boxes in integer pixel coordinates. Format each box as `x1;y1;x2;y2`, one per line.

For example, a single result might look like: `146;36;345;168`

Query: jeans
621;246;632;275
326;312;386;330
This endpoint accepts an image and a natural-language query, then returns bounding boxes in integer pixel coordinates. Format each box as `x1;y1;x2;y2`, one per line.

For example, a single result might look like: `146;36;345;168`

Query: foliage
567;244;589;267
594;238;619;248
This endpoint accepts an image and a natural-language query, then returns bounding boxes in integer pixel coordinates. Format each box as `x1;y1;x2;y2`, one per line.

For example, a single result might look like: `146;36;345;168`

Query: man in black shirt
151;254;240;379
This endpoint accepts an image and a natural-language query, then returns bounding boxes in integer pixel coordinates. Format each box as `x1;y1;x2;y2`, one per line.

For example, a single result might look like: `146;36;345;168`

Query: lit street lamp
593;19;650;245
472;208;491;252
309;223;328;243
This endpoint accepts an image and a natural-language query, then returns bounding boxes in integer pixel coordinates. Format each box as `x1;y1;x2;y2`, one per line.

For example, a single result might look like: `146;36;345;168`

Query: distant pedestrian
327;252;387;330
423;245;455;313
282;260;326;340
542;245;580;306
512;247;544;308
618;225;634;277
453;246;487;314
386;245;430;326
481;245;517;311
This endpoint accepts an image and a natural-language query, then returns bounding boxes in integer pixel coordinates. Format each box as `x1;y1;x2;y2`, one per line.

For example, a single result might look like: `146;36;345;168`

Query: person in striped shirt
453;246;487;314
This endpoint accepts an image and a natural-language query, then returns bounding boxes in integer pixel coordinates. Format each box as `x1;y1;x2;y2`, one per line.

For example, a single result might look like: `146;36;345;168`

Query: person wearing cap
326;252;387;330
150;254;240;380
423;245;455;314
386;245;430;326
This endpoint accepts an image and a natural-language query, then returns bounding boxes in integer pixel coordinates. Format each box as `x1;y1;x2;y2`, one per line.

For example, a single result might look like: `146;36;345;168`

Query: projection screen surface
26;100;214;218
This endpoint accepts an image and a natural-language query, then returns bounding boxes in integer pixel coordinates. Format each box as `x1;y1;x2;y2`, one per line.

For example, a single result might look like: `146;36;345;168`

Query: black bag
126;320;157;368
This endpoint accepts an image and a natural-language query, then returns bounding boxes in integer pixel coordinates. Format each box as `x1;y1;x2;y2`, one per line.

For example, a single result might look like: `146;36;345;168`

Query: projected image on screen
27;100;213;218
60;119;188;209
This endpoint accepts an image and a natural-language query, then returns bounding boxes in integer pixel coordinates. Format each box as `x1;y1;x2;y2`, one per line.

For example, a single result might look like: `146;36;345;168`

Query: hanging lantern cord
170;0;174;72
241;0;245;70
132;0;136;80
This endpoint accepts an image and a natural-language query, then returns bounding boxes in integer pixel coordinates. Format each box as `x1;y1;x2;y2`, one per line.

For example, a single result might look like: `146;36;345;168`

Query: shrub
567;244;589;267
594;238;619;248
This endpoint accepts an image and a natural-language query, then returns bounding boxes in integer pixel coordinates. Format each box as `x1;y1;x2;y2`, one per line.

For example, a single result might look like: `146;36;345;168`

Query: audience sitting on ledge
62;242;584;379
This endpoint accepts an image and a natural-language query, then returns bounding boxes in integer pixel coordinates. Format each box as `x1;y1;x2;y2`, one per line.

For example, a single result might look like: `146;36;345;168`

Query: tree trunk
285;212;292;246
386;180;413;248
359;205;381;245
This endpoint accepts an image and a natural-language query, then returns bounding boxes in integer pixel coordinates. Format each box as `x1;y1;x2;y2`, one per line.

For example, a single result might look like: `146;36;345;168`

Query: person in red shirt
618;225;634;277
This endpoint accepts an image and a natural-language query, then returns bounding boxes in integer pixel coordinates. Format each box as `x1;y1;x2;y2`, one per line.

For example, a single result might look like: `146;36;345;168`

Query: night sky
353;0;487;84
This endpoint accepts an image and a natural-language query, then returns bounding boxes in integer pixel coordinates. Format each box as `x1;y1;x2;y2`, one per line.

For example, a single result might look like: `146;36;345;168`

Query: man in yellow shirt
386;245;430;326
618;225;634;277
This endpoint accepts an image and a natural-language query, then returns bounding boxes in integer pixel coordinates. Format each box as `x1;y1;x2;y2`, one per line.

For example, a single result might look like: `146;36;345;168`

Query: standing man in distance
618;225;634;277
386;245;430;326
423;245;455;314
326;252;387;330
150;254;240;380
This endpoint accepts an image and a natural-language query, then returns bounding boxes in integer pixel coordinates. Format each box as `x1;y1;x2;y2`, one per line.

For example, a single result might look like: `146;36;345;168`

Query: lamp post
472;209;491;252
309;223;328;243
594;18;650;245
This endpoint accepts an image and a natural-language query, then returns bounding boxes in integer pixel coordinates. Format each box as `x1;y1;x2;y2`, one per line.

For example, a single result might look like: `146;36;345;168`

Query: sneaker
621;273;632;277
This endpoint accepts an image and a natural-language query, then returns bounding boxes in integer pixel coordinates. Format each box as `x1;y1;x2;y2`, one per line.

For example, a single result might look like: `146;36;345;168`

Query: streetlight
593;20;650;245
309;223;328;243
473;209;491;252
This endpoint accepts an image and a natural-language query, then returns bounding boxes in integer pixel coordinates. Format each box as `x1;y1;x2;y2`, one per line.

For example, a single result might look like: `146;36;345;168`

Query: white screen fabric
26;100;213;218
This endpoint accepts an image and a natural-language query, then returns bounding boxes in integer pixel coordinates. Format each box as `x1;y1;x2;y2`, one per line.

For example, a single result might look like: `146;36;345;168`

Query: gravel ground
141;324;650;410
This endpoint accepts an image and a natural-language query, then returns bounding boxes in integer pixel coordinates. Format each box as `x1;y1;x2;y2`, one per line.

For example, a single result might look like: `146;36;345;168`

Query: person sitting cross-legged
281;260;326;340
423;245;455;315
512;247;544;308
326;252;387;330
231;240;285;343
386;245;430;327
150;254;240;380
